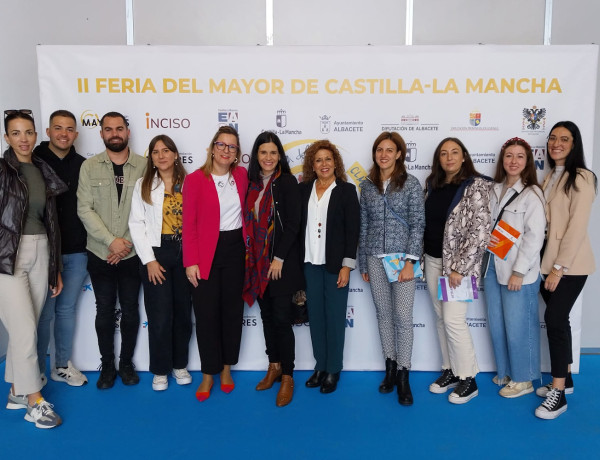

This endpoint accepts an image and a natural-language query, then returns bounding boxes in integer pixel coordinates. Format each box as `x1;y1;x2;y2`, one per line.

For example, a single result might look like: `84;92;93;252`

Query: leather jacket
0;148;67;285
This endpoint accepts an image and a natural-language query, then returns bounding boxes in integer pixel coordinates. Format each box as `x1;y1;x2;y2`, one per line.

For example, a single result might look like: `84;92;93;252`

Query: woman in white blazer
129;134;192;391
484;137;545;400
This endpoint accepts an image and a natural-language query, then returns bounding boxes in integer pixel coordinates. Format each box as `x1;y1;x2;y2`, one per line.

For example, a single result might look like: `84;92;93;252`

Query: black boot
396;367;413;406
379;358;397;394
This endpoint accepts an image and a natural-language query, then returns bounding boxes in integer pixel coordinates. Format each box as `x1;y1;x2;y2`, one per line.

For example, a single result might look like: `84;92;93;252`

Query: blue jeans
37;252;88;372
484;259;541;382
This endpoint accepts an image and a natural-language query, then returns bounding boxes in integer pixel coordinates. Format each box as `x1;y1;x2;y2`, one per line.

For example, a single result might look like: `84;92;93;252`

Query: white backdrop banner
37;45;598;372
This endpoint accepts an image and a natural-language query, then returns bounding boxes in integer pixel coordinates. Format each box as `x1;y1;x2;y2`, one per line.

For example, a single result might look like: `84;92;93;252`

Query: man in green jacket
77;111;146;389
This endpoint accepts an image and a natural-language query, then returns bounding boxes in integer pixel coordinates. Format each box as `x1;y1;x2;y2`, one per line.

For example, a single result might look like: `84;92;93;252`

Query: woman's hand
398;262;415;282
147;260;166;285
267;259;283;280
544;268;563;292
337;266;350;288
50;272;63;298
507;274;523;291
185;265;201;288
361;273;370;283
488;233;500;249
448;270;463;289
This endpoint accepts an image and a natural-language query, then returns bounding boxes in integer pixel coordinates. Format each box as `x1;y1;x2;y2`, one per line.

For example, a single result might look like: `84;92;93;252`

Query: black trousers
257;285;295;376
540;274;587;378
140;238;192;375
87;251;141;363
191;229;245;375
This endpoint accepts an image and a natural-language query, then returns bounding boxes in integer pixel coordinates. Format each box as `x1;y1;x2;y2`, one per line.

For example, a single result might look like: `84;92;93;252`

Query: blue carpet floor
1;355;599;459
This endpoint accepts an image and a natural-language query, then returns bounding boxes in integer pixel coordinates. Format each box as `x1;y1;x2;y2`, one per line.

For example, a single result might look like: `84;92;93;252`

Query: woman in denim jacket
359;132;424;405
483;137;545;399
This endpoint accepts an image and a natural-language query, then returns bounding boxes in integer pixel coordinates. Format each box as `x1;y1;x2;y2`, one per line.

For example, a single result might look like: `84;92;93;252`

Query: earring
234;158;238;163
211;154;214;158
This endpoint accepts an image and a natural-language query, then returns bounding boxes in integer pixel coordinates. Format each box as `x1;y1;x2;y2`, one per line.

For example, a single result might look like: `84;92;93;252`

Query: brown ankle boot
255;363;282;391
276;375;294;407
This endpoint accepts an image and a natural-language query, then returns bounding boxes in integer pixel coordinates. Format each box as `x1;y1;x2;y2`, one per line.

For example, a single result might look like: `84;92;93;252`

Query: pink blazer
182;166;248;279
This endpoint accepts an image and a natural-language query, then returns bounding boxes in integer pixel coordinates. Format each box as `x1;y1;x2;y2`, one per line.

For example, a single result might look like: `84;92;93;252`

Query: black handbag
291;290;309;325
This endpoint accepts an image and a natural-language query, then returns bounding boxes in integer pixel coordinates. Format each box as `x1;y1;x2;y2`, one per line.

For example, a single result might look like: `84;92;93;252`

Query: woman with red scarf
243;132;303;407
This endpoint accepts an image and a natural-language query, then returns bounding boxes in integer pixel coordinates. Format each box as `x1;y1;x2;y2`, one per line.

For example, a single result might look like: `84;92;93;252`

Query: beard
104;136;129;153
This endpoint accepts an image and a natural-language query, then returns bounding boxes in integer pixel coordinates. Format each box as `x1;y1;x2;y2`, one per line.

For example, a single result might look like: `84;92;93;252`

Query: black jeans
257;285;295;376
191;229;245;375
140;238;192;375
87;251;141;363
540;274;587;378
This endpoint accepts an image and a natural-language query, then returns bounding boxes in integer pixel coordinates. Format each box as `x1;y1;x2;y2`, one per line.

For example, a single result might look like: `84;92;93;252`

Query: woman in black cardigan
299;140;360;394
243;132;303;407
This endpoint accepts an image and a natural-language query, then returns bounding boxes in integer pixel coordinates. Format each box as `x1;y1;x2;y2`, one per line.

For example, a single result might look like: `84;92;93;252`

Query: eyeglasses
213;141;239;154
4;109;33;118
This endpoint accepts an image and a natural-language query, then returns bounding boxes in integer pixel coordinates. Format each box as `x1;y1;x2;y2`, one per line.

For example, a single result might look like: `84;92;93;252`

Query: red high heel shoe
195;381;213;402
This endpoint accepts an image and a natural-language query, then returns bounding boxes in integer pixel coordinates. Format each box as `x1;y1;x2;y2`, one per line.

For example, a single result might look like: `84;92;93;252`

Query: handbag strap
493;189;520;228
383;193;408;227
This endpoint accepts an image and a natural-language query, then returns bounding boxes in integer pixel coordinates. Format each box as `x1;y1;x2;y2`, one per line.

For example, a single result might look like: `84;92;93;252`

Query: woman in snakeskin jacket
423;137;492;405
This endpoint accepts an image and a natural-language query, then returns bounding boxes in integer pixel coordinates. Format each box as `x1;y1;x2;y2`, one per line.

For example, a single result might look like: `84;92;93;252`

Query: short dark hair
100;111;129;128
49;110;77;126
248;131;291;183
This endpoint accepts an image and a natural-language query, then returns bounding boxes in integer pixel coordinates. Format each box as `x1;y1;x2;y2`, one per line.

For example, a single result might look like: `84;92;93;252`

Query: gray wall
1;0;599;358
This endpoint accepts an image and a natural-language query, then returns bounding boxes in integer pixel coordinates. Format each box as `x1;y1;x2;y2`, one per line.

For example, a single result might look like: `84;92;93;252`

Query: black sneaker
96;361;117;389
536;372;574;397
429;369;459;394
118;361;140;386
535;388;567;419
448;376;478;404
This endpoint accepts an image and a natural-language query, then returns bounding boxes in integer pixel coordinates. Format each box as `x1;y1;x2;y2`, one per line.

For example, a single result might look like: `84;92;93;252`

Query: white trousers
0;235;48;395
424;254;479;379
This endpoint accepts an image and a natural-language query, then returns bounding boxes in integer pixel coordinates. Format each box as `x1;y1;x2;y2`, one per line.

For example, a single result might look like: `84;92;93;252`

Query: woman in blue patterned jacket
359;131;425;406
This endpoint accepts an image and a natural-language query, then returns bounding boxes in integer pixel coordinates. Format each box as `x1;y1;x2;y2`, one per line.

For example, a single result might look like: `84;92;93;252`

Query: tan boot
276;375;294;407
255;363;282;391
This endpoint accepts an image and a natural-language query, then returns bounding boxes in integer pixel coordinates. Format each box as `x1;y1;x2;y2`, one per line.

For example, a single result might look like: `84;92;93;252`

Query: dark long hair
247;131;291;184
368;131;407;193
425;137;480;190
141;134;187;204
493;137;539;188
547;121;597;193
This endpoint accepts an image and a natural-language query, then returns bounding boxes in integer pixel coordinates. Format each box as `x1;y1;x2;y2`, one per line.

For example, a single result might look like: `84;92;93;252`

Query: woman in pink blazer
183;126;248;402
535;121;596;420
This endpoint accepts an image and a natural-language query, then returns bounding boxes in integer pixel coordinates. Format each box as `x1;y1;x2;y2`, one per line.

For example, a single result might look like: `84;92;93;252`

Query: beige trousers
424;254;479;379
0;235;48;395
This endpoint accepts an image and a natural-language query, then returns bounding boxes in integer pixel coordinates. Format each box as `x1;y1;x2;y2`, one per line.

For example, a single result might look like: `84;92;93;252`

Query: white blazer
489;179;546;285
129;174;165;265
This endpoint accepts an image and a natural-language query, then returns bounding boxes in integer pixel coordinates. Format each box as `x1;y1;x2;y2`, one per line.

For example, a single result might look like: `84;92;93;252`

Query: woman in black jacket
0;110;67;429
299;140;360;394
243;132;303;407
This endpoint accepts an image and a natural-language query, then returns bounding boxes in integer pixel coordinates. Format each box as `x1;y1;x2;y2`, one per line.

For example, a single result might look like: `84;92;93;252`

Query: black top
34;141;87;254
424;182;459;258
299;179;360;275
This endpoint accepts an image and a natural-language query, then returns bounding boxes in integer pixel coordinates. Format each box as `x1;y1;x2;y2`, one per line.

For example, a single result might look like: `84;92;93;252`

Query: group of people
0;107;594;429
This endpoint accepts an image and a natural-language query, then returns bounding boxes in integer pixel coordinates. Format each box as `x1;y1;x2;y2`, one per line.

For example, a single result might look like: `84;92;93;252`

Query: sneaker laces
455;378;471;395
541;388;561;410
34;400;55;417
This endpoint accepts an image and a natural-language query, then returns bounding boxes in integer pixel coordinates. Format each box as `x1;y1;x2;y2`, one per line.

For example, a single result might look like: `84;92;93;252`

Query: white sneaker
172;368;192;385
499;380;534;398
24;399;62;429
152;374;168;391
51;361;88;386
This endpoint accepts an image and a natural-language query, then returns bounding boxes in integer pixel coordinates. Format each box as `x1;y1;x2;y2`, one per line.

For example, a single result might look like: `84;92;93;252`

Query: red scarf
242;168;281;305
